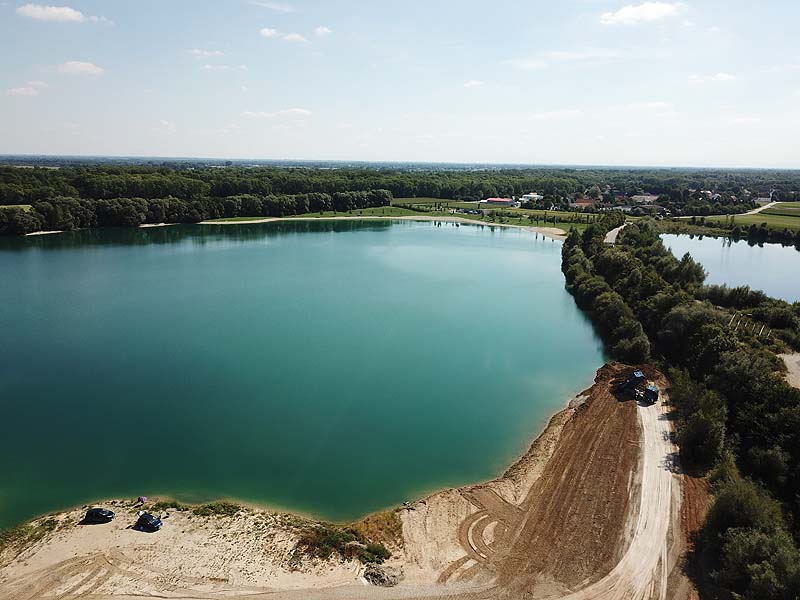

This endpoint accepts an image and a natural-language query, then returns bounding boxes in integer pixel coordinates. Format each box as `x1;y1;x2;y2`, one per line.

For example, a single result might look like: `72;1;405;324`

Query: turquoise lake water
663;234;799;303
0;220;605;529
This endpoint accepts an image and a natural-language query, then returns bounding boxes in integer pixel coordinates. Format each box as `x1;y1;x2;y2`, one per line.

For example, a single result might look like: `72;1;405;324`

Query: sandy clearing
24;230;63;236
781;353;800;388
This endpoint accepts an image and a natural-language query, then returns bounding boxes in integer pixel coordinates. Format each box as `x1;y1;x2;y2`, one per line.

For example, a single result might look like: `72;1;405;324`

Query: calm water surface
0;221;604;529
663;234;799;303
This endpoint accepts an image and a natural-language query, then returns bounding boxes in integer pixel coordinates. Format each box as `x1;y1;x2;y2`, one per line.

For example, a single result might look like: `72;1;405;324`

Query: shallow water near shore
0;220;604;529
662;233;800;302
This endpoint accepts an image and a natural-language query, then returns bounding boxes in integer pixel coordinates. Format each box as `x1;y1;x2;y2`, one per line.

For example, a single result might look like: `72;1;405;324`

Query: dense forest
1;163;799;235
562;218;800;598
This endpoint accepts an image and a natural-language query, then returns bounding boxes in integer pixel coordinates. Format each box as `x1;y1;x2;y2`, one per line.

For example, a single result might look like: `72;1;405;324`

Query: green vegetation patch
151;499;190;512
295;522;391;564
0;204;32;212
352;510;404;548
707;212;800;232
192;501;243;517
0;517;58;555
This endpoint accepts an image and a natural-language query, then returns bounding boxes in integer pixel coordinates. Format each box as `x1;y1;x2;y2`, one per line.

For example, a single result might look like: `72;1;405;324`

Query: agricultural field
707;205;800;232
763;202;800;218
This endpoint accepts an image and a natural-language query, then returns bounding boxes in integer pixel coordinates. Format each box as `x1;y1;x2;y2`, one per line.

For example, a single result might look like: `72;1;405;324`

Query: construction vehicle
615;370;646;393
615;370;659;404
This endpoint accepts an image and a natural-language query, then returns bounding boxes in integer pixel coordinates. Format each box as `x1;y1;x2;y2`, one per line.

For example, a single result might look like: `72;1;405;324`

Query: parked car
136;512;163;532
83;507;115;524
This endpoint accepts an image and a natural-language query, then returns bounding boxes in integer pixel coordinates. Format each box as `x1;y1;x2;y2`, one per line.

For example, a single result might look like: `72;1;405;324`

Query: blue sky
1;0;799;167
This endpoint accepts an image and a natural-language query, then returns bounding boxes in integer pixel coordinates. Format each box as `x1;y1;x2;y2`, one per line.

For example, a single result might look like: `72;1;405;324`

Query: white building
520;192;544;202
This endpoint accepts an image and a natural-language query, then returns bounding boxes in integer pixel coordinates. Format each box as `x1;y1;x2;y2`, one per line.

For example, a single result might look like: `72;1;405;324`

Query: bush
192;501;242;517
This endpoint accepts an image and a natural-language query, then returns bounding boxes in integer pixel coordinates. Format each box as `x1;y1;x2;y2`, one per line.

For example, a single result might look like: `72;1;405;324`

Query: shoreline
0;364;684;599
198;214;569;240
0;367;596;534
18;215;569;241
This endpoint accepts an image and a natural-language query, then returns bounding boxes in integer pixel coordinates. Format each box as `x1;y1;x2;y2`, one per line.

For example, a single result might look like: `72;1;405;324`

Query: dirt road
604;224;627;244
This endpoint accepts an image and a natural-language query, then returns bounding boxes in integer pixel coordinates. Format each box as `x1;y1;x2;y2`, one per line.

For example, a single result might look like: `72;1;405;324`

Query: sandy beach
0;364;690;600
198;215;569;240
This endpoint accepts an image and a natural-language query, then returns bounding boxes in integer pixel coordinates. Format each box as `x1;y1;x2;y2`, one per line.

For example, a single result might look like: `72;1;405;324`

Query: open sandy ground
0;364;689;600
781;353;800;388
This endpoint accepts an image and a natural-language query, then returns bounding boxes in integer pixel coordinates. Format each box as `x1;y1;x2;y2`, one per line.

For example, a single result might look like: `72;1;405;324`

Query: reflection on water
663;233;800;303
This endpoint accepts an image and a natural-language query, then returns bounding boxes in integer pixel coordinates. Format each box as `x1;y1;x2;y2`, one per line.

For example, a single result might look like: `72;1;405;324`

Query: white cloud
6;86;40;96
464;80;485;88
507;48;622;71
189;48;225;58
283;32;308;43
627;101;673;110
242;108;312;118
600;2;686;26
689;72;736;83
251;1;292;12
259;27;278;38
241;85;249;92
201;64;248;71
153;119;177;133
529;109;583;121
707;25;720;33
16;3;112;24
729;116;761;125
16;3;83;21
314;25;332;36
58;61;104;75
682;19;695;27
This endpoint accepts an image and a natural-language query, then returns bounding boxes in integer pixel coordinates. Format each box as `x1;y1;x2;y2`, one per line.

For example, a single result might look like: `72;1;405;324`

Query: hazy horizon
2;0;799;168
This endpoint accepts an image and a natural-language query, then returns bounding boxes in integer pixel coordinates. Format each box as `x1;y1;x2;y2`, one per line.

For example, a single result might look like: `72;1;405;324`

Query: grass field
707;211;800;232
762;202;800;218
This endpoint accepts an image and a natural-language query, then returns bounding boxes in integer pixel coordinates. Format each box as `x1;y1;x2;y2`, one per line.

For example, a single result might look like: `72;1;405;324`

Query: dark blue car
84;508;115;524
136;512;163;532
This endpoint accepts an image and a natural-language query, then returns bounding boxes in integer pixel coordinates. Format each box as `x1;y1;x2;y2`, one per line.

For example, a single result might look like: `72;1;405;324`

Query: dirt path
743;201;777;215
781;353;800;388
604;224;627;244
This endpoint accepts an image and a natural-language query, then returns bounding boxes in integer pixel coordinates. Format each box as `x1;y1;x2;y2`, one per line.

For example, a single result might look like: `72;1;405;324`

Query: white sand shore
25;230;62;236
198;215;568;240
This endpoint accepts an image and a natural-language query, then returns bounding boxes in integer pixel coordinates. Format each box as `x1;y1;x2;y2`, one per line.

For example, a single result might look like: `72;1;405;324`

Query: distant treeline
2;163;799;211
0;190;392;235
563;219;800;598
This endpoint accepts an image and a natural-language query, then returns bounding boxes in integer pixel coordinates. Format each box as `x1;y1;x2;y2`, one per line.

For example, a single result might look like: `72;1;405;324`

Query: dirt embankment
0;364;690;600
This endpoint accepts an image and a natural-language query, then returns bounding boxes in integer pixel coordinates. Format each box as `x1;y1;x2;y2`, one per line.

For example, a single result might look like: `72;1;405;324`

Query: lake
663;234;800;303
0;220;604;529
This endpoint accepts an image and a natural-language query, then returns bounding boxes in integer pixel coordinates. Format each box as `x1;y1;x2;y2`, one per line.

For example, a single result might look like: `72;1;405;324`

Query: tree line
0;190;392;235
2;164;799;212
562;219;800;598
